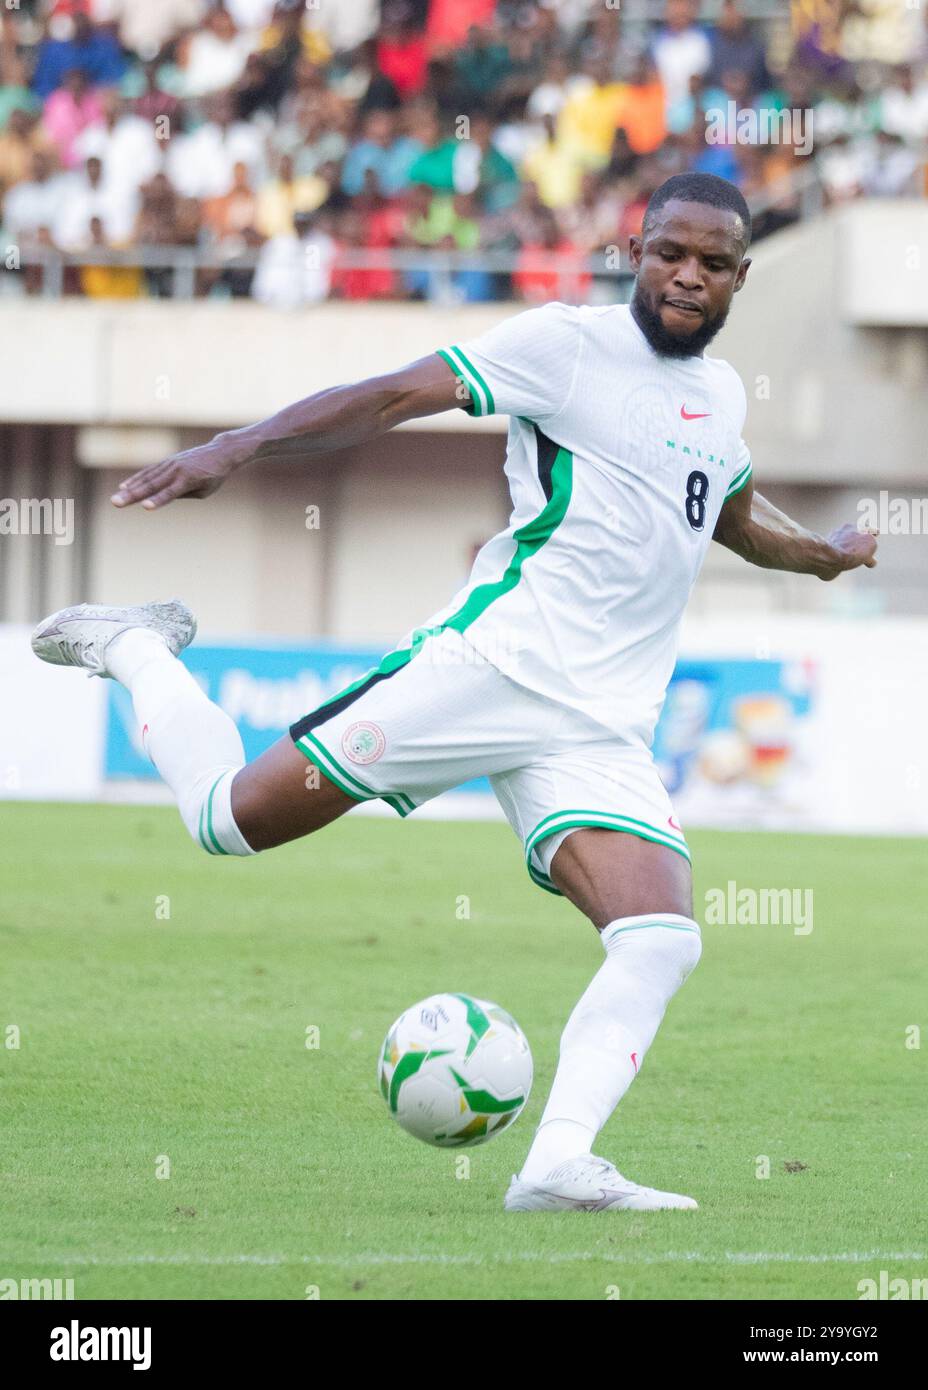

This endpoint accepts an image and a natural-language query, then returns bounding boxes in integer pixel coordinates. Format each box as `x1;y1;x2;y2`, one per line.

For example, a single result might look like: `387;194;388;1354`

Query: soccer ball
378;992;533;1147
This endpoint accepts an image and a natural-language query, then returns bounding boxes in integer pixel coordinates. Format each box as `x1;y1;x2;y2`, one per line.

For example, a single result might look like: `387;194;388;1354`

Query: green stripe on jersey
435;349;476;414
299;441;574;727
726;461;752;498
291;439;574;822
437;346;495;417
442;442;573;634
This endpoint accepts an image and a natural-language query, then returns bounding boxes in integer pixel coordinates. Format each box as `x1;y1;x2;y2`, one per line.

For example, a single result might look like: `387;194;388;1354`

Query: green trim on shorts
527;858;561;896
294;729;415;819
523;809;692;895
526;808;691;862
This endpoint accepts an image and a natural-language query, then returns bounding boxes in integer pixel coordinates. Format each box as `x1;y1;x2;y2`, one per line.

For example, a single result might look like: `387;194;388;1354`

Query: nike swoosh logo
681;405;711;420
668;815;683;832
631;1051;639;1074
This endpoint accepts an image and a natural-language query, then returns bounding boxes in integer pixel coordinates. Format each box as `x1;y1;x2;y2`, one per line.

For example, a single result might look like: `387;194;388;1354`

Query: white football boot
504;1154;698;1212
31;599;196;679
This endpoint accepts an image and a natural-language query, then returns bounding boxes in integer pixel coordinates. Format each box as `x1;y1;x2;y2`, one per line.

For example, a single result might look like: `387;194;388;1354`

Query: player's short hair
643;173;752;250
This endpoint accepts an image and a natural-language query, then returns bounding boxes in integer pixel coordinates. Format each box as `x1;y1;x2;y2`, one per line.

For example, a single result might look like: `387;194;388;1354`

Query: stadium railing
0;163;885;303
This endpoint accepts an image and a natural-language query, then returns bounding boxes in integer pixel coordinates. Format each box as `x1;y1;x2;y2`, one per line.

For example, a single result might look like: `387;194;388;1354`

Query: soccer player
33;174;876;1211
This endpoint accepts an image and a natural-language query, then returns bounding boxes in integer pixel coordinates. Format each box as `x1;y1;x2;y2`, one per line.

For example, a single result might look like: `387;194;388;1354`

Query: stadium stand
0;0;925;303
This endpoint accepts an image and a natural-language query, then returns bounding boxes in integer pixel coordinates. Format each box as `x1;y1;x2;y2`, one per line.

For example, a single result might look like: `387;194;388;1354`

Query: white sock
519;913;702;1184
107;629;255;856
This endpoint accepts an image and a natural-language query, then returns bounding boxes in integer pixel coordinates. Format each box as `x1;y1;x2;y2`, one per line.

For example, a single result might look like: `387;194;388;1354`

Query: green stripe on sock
197;800;214;854
204;774;229;856
604;921;700;938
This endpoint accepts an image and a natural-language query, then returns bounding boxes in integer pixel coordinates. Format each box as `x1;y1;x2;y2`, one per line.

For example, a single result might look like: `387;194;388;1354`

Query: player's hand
110;432;251;510
819;523;878;580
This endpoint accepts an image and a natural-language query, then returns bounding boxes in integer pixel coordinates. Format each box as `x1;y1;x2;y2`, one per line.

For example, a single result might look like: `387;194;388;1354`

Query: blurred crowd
0;0;926;304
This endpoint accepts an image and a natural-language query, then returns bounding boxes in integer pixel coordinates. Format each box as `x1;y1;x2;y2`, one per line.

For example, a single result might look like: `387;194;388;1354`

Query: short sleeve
436;301;581;421
726;439;752;498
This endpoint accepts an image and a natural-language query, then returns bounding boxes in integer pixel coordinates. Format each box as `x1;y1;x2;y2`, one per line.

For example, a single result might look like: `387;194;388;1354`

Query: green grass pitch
1;801;925;1301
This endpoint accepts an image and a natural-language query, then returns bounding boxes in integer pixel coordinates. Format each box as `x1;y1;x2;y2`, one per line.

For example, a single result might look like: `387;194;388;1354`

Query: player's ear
733;256;751;292
628;235;642;271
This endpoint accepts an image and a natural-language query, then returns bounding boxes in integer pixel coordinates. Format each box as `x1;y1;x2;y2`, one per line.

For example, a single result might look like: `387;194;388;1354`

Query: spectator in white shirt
306;0;380;55
863;130;921;197
252;206;336;308
53;155;138;250
102;0;208;65
165;91;266;198
3;150;68;244
651;0;712;114
879;66;928;144
818;133;871;203
177;5;255;98
73;90;163;201
223;0;279;38
526;52;577;124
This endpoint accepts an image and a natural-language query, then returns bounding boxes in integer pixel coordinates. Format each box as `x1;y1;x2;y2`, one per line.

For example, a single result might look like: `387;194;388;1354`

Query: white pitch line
27;1251;928;1269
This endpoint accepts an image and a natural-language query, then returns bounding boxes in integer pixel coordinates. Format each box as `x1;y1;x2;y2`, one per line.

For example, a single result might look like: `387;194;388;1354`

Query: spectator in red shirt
426;0;496;57
330;205;397;300
377;12;428;100
513;208;591;304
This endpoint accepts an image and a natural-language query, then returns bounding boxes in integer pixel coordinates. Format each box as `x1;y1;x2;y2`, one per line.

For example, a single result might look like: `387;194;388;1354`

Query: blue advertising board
105;643;815;818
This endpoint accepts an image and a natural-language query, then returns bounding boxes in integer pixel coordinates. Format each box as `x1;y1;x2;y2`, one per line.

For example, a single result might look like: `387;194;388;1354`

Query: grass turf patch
1;803;925;1300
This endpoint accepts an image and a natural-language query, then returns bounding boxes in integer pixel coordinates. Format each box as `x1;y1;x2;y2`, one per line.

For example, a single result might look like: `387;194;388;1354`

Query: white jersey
409;302;753;747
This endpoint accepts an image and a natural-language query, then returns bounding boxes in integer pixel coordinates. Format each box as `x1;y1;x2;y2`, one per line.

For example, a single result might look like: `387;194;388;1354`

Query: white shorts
289;627;690;895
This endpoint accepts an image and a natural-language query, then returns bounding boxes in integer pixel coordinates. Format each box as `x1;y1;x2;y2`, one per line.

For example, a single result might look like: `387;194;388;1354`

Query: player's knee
179;766;258;858
636;924;702;1012
674;924;702;984
612;917;702;996
645;918;702;987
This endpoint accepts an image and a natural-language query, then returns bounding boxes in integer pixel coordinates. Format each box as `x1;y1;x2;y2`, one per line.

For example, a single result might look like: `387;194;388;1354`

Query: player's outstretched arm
712;473;878;580
111;354;466;510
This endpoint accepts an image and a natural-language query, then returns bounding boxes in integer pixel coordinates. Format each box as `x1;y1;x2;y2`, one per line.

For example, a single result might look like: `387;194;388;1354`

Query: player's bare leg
230;736;355;850
547;827;693;928
506;828;702;1212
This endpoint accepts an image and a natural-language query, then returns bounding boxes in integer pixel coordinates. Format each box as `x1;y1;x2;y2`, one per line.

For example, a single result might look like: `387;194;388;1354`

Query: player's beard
630;282;730;359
